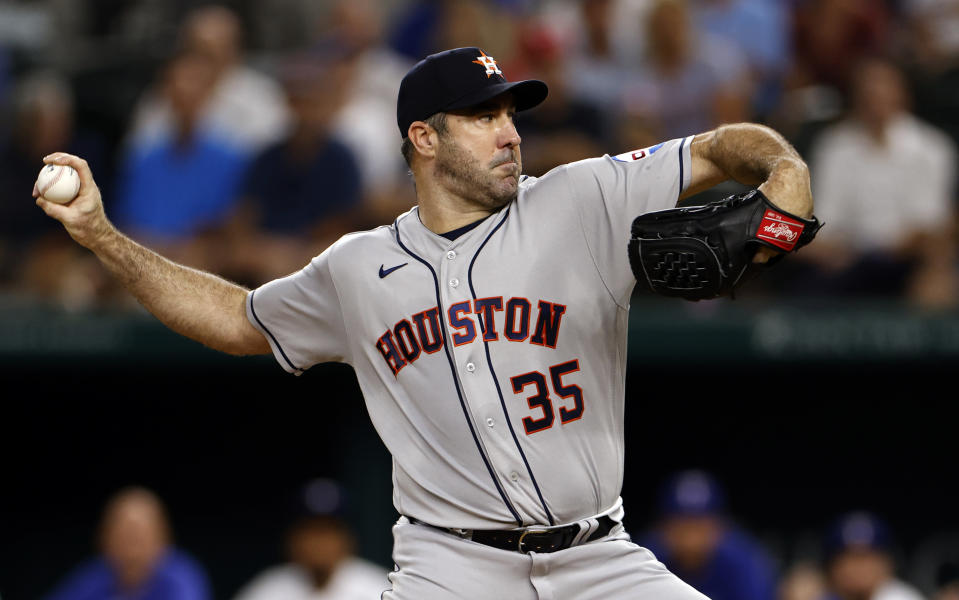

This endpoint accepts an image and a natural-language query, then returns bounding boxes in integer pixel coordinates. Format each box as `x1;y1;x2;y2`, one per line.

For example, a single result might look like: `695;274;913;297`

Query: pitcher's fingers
752;247;779;264
43;152;95;189
42;151;77;165
36;196;70;220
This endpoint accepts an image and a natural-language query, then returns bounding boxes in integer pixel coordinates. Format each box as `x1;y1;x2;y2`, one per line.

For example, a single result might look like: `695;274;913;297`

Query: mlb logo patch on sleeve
611;142;664;163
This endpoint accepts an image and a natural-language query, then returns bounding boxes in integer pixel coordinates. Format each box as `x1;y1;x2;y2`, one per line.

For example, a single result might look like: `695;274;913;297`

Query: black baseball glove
628;189;823;301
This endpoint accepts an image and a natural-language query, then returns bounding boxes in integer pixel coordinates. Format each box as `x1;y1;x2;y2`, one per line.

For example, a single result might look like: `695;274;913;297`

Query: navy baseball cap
658;470;726;517
396;46;549;137
824;511;892;560
287;477;349;523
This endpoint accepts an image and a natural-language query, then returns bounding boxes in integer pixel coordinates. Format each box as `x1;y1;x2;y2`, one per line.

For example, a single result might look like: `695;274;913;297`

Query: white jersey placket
434;217;555;528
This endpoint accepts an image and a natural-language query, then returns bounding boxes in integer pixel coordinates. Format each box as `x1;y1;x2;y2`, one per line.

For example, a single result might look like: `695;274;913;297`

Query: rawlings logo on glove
627;189;823;301
758;210;807;250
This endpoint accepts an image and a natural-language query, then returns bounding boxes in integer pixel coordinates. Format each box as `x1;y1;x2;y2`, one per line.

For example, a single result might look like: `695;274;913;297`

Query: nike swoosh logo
379;263;408;278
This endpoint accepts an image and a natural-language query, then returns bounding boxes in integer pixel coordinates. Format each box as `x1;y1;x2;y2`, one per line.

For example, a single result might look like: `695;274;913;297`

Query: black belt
407;514;618;554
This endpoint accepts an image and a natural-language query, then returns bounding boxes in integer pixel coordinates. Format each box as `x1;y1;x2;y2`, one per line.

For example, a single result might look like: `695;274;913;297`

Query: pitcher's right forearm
92;228;270;356
35;151;270;356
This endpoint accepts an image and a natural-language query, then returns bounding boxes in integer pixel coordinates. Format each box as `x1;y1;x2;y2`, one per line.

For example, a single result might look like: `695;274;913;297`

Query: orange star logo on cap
472;50;502;78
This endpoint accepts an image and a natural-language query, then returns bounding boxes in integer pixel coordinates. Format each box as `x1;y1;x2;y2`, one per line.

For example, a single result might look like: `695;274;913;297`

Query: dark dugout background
1;299;957;600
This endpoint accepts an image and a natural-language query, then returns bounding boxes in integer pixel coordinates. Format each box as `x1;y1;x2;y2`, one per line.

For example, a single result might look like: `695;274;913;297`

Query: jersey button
509;471;519;482
486;417;494;427
449;278;459;288
446;250;456;260
466;362;476;372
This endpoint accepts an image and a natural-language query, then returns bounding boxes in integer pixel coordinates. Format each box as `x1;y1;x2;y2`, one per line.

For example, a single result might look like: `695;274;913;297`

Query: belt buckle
517;528;550;553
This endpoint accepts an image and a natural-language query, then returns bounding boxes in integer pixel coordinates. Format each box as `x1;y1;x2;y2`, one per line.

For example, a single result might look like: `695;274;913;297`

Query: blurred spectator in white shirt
802;57;959;307
936;563;959;600
125;5;290;158
232;479;388;600
822;511;926;600
324;0;413;207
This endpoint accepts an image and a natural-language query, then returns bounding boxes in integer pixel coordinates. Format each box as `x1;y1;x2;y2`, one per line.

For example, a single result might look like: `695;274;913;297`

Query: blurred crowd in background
39;480;394;600
32;472;959;600
1;0;959;598
1;0;959;309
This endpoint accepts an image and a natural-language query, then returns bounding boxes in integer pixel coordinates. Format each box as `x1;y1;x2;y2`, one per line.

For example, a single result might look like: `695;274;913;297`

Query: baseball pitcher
36;47;817;599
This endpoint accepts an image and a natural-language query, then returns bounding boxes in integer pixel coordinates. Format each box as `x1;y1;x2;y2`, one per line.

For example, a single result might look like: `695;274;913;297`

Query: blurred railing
3;294;959;366
627;298;959;365
0;296;249;367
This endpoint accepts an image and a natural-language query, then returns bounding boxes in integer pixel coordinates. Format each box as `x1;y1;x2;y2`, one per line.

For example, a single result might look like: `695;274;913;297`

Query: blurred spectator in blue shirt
388;0;523;65
620;0;752;143
112;50;248;269
220;51;362;286
822;511;925;600
635;469;778;600
388;0;445;62
43;487;211;600
692;0;790;119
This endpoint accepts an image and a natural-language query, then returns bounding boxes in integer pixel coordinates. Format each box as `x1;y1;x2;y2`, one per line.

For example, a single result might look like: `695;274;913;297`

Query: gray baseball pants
381;517;711;600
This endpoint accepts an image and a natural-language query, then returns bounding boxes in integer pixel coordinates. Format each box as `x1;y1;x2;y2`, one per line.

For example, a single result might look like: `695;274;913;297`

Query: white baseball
36;163;81;204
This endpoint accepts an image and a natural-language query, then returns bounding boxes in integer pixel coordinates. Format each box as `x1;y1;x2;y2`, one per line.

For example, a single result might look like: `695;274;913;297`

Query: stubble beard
434;134;520;211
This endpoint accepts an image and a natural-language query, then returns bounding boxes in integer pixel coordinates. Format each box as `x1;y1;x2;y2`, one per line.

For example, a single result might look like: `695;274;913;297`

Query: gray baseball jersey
247;136;692;531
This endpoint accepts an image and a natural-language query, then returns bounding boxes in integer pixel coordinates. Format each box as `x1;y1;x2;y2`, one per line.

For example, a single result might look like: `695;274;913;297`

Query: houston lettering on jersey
375;297;567;376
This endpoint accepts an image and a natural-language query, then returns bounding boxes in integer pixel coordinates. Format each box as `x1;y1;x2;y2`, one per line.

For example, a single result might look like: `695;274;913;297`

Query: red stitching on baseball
40;166;65;197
